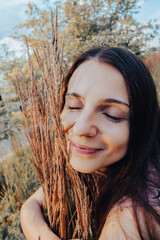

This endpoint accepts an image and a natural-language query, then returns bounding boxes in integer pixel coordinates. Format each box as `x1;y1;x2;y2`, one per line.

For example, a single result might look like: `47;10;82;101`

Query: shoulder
99;206;141;240
23;186;44;207
98;198;160;240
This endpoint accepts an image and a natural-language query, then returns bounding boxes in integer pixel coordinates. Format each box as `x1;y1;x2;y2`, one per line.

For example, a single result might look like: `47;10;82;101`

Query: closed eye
68;106;82;110
103;113;124;122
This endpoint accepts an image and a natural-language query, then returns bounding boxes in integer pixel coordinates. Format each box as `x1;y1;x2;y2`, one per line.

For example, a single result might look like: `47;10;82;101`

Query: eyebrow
66;92;130;108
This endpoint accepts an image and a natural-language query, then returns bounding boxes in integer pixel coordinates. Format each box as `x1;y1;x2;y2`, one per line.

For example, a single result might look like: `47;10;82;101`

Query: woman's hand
20;187;61;240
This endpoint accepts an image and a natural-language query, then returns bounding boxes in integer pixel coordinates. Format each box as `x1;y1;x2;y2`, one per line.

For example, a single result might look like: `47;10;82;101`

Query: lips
69;140;103;155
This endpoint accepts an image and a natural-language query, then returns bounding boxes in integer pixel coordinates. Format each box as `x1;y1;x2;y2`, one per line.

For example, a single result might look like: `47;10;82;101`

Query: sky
0;0;160;58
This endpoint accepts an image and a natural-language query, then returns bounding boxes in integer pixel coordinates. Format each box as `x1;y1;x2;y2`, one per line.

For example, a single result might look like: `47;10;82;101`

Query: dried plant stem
17;9;100;240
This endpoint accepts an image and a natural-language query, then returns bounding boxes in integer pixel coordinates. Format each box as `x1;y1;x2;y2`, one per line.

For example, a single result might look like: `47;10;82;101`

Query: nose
72;109;98;137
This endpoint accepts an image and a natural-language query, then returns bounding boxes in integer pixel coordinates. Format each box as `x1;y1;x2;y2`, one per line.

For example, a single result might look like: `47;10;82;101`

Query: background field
0;0;160;239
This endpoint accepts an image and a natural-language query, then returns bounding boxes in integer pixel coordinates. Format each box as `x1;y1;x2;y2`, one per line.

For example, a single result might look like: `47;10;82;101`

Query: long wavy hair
62;47;160;239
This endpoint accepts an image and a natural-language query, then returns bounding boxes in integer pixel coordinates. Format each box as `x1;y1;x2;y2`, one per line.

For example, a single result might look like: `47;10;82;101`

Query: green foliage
0;138;40;239
60;0;160;63
0;43;44;99
13;1;58;49
1;0;160;100
11;0;160;69
0;1;160;237
0;43;26;99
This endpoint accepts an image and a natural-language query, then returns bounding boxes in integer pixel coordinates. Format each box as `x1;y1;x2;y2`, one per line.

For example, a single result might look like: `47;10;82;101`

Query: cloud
0;0;60;62
137;0;145;7
151;9;160;23
0;0;39;9
0;0;58;39
0;0;57;9
149;37;160;48
0;3;27;39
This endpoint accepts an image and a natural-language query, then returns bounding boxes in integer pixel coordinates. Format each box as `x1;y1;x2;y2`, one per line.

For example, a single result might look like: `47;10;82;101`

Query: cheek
102;122;129;152
60;110;78;131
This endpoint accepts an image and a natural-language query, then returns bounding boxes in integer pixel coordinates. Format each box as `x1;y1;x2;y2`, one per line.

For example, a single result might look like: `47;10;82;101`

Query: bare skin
61;60;129;173
20;187;61;240
20;187;143;240
20;61;142;239
20;187;80;239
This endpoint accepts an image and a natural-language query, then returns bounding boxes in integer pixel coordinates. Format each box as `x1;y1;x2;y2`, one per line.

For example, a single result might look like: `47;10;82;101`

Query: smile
69;141;103;155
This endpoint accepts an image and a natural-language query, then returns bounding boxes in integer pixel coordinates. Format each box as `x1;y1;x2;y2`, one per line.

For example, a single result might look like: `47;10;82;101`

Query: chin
69;158;98;174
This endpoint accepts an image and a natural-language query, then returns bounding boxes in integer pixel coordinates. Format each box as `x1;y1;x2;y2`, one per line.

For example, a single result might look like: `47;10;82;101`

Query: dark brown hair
62;47;160;239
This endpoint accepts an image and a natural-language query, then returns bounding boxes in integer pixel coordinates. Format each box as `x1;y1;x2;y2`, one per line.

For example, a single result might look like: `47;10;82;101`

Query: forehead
68;60;129;104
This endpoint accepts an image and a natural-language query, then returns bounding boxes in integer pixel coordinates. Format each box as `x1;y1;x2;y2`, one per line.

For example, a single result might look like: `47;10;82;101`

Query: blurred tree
60;0;160;63
13;1;60;49
2;0;159;96
0;42;41;99
13;0;160;64
8;1;60;96
0;43;22;100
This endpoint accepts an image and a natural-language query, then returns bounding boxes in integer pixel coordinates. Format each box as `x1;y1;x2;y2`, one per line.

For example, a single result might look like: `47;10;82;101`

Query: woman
20;47;160;240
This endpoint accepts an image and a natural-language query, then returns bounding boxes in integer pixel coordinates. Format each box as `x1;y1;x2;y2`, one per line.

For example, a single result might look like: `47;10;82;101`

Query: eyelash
68;106;82;110
68;106;123;122
103;113;122;122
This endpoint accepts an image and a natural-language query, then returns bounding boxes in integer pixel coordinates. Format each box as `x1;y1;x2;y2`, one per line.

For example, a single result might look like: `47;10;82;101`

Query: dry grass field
0;52;160;239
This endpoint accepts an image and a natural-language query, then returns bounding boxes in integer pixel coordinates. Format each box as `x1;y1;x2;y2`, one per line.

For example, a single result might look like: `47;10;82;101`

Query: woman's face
61;60;130;173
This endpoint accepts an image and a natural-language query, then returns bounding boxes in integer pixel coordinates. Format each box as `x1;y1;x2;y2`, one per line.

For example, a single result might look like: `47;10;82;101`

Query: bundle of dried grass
17;9;100;240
